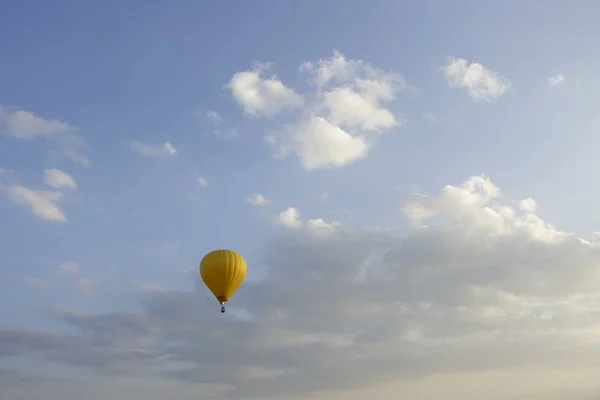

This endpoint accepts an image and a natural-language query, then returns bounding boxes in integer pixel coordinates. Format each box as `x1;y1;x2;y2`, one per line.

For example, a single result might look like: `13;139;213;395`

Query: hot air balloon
200;249;247;313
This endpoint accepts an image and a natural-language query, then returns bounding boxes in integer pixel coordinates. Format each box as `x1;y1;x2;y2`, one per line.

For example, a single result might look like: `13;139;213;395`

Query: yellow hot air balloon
200;249;247;313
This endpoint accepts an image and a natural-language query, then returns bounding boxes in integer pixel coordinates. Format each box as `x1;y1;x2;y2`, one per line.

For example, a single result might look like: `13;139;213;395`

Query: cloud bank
2;175;599;399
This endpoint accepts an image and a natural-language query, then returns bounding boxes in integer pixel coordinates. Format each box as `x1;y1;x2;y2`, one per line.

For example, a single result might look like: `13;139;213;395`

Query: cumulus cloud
443;57;511;101
245;193;270;205
271;116;368;170
275;206;341;234
8;185;67;222
275;206;302;228
2;174;600;400
519;197;538;213
43;168;77;190
227;50;407;170
226;62;304;118
0;106;91;166
306;218;341;235
548;73;566;87
130;141;177;157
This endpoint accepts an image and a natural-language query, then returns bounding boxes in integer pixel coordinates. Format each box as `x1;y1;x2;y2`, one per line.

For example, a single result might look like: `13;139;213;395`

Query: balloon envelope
200;249;247;304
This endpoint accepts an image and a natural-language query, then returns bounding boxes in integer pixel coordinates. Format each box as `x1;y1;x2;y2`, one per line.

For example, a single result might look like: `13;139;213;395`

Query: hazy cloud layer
2;175;599;399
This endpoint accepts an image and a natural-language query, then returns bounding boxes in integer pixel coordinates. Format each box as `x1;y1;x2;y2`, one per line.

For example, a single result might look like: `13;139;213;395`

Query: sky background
2;1;600;399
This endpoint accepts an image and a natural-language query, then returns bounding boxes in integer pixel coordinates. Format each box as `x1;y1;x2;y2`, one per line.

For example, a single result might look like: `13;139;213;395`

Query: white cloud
164;142;177;156
548;73;566;87
275;206;341;234
4;174;600;399
226;63;304;118
402;175;568;244
322;86;396;131
8;185;67;222
519;197;538;213
301;50;406;93
230;50;407;169
43;168;77;190
402;175;501;224
130;141;177;157
271;116;368;170
276;207;302;229
5;174;600;399
0;106;91;166
0;106;69;139
306;218;341;235
443;57;511;101
58;261;79;275
197;176;208;187
245;193;270;205
204;110;223;124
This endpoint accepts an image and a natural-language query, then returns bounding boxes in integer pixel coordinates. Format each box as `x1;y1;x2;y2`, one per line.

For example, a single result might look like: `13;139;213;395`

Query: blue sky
2;1;600;399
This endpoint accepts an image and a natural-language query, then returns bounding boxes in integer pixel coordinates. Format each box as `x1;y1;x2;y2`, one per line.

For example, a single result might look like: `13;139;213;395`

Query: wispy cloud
136;283;167;293
8;185;67;222
548;73;566;87
58;261;79;275
205;110;223;124
0;106;91;166
202;109;238;140
197;176;208;187
130;141;177;157
245;193;270;205
43;168;77;190
47;133;92;167
0;106;69;139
